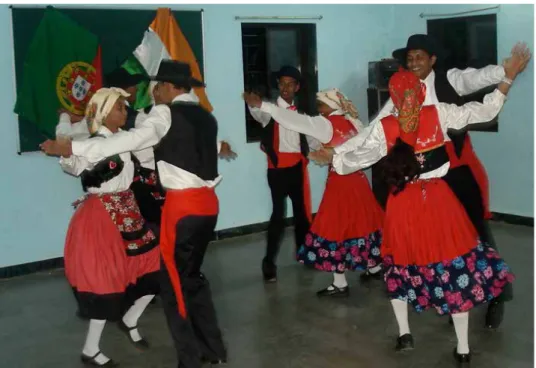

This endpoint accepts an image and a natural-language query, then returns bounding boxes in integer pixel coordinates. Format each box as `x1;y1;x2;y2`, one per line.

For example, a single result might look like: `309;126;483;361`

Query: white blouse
370;66;506;130
56;108;157;170
70;93;223;191
59;126;134;194
332;89;507;179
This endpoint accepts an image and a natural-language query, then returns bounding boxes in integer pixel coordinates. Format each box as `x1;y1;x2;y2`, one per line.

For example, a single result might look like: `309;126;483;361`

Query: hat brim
392;46;449;67
150;75;205;88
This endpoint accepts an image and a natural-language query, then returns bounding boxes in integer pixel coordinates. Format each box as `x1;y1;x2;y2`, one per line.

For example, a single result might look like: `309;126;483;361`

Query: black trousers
443;165;513;302
265;162;310;264
160;215;226;368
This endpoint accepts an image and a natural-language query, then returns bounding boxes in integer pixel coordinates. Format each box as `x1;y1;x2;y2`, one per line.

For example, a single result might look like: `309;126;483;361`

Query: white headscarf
85;87;130;134
316;88;364;133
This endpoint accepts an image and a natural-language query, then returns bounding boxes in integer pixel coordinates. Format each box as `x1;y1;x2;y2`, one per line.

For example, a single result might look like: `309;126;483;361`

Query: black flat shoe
316;284;349;297
485;298;505;329
453;347;471;365
262;258;277;283
209;359;227;366
117;320;150;350
202;357;228;366
81;352;119;367
395;333;414;352
360;269;382;283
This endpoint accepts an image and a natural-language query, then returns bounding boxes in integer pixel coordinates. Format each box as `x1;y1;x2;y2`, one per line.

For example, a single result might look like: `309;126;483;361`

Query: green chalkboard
11;6;204;153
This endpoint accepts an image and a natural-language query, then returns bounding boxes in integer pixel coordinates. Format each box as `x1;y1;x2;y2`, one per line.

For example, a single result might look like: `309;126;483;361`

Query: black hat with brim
150;60;205;87
275;65;302;83
392;34;448;66
104;68;147;89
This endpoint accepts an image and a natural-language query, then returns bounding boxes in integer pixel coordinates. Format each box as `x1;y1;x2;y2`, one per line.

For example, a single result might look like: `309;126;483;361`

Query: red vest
324;115;359;148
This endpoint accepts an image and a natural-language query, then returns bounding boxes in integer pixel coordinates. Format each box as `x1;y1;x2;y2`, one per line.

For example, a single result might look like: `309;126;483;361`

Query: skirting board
0;211;531;279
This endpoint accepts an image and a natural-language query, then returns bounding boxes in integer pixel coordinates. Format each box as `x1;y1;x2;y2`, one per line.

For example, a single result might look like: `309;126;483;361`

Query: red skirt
297;170;384;272
383;179;477;266
382;179;514;315
64;190;160;321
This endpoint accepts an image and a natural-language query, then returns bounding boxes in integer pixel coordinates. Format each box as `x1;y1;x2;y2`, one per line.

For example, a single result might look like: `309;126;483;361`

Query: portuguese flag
14;7;102;139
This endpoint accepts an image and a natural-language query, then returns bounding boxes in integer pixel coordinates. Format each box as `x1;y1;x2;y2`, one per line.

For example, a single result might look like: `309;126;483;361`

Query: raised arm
447;42;530;96
440;43;531;131
447;65;505;96
437;89;507;131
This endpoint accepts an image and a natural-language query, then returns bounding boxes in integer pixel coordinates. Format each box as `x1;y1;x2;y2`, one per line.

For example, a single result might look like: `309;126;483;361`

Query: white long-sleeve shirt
256;102;365;146
59;126;135;194
336;65;505;156
56;109;157;170
332;89;507;178
249;96;321;151
70;93;222;190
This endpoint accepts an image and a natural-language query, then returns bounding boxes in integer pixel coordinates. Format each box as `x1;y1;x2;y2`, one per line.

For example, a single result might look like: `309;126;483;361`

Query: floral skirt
382;179;514;315
297;170;384;272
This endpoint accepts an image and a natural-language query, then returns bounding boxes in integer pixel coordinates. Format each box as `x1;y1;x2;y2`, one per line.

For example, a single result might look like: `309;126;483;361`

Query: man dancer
248;65;313;282
342;34;529;328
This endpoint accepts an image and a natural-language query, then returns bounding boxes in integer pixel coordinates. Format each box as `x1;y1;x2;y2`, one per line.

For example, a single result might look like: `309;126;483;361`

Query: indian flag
122;8;212;111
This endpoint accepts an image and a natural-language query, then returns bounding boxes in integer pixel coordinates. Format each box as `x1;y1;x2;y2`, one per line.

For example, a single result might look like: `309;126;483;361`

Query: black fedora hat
275;65;302;82
150;60;205;87
104;68;147;89
392;34;448;66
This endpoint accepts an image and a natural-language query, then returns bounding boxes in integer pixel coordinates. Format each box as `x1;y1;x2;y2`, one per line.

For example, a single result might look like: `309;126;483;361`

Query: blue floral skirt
384;240;514;315
296;170;384;272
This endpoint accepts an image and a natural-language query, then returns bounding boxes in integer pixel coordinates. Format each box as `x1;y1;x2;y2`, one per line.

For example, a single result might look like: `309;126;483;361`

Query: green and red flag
14;6;102;138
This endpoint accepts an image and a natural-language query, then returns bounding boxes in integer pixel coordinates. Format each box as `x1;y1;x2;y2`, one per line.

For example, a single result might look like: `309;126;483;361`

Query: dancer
42;60;227;368
361;36;529;327
317;65;525;364
243;88;384;296
248;65;314;282
45;88;161;366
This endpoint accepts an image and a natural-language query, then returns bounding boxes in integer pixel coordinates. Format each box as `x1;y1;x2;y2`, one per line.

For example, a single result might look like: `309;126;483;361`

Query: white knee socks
82;319;111;364
390;299;411;336
332;272;348;288
451;312;470;354
122;294;155;342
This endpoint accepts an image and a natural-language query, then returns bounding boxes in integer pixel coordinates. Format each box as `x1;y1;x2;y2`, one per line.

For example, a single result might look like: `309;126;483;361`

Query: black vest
153;102;219;181
80;134;124;192
260;116;309;168
434;70;468;157
416;146;450;174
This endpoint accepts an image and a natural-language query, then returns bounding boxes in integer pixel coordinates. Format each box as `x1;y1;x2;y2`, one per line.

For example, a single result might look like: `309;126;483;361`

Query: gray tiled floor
0;221;532;367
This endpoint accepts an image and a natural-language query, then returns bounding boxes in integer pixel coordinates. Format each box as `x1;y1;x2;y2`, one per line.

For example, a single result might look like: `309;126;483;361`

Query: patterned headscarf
85;87;130;134
388;68;426;146
316;88;364;133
